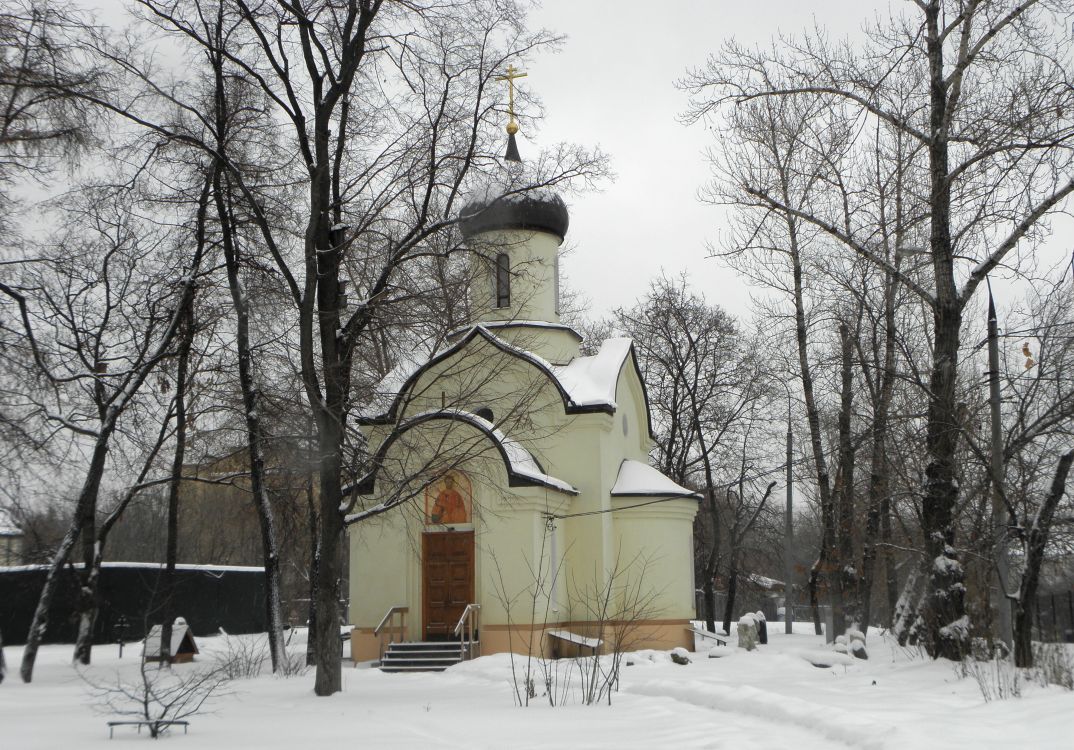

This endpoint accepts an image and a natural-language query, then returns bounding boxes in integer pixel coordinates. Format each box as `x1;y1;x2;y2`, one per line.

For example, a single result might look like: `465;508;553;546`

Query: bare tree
83;658;230;739
686;0;1074;658
0;0;102;533
614;276;771;633
64;0;608;695
0;0;97;220
4;178;209;681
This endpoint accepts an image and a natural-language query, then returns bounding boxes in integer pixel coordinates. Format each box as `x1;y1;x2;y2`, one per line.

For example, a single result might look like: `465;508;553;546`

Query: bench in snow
108;720;189;738
686;626;729;647
547;629;602;653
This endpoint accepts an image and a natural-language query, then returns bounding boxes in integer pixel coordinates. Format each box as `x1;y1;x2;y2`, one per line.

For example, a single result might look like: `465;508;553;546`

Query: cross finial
495;64;528;135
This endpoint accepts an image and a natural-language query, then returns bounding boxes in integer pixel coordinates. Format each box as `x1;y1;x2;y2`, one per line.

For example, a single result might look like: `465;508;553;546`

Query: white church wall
468;229;561;326
610;497;698;621
391;336;567;446
546;414;612;598
597;362;698;626
348;511;412;631
478;486;563;624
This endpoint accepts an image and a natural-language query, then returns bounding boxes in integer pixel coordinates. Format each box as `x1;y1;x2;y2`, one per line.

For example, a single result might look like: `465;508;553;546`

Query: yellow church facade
347;190;699;663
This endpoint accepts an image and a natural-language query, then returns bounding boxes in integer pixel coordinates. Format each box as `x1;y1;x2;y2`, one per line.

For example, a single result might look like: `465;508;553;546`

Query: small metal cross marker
495;64;527;134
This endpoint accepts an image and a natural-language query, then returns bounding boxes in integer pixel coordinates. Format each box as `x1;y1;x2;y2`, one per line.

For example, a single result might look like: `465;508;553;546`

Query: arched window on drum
495;253;510;308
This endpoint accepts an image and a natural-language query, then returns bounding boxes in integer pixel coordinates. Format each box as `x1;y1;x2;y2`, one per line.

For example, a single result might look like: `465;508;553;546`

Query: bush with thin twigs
492;544;660;707
214;631;308;679
214;633;269;679
957;643;1074;701
82;659;231;738
958;655;1022;702
1028;643;1074;691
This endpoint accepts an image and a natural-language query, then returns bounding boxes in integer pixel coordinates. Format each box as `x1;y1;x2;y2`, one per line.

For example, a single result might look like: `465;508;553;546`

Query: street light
778;381;794;635
115;615;130;658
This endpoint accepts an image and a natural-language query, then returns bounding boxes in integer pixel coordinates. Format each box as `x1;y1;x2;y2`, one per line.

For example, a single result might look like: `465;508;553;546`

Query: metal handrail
453;603;481;660
374;605;408;663
374;605;408;635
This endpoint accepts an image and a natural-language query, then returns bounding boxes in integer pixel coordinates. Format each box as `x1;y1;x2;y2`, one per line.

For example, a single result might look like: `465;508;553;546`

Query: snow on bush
670;647;691;665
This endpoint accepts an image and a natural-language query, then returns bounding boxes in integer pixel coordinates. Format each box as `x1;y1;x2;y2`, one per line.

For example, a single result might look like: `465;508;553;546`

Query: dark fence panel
0;563;266;645
1033;590;1074;644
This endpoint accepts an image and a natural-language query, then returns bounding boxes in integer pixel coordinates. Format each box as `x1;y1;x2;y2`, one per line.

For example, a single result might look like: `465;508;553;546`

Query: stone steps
378;641;472;673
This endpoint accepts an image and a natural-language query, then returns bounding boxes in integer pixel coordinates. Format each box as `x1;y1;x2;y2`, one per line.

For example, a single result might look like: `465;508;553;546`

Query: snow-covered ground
2;625;1071;749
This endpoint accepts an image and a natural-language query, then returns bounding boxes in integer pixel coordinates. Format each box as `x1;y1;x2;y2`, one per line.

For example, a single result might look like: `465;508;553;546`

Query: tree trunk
788;213;834;639
22;437;110;681
721;558;739;636
702;579;717;634
920;0;967;661
73;459;100;666
1013;451;1074;667
216;165;287;673
306;470;319;667
303;94;352;695
312;456;343;695
859;258;898;634
881;497;900;626
158;306;192;665
701;488;722;634
809;533;825;636
833;321;857;634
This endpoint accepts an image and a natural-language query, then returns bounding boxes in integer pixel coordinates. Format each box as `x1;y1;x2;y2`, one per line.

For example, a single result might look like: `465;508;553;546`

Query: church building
347;175;700;664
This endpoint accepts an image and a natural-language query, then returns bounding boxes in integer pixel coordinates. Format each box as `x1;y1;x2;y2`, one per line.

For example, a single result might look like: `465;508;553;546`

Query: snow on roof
429;409;576;494
359;327;633;420
349;409;577;513
547;629;602;649
610;459;700;499
746;573;784;590
550;337;632;408
462;167;560;207
0;527;22;536
360;346;435;418
0;562;264;573
143;619;198;657
447;320;583;339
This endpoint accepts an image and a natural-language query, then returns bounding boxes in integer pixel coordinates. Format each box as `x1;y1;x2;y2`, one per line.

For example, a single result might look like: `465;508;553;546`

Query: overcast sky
82;0;1069;320
519;0;898;320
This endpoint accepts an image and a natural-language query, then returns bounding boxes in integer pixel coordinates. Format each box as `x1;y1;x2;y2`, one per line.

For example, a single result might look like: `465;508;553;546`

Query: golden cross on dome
495;64;527;135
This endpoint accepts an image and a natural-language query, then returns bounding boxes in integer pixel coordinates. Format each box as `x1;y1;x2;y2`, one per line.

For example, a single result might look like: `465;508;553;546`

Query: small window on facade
495;253;511;308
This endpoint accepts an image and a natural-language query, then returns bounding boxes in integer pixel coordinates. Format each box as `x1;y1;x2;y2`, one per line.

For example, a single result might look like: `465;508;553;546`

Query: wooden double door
422;530;474;640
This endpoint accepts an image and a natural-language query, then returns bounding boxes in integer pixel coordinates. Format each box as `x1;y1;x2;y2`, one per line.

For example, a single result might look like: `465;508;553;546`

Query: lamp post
987;284;1012;649
115;615;130;658
781;385;794;635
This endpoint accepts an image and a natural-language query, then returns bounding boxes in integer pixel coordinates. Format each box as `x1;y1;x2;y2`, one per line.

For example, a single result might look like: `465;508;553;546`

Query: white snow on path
1;627;1072;749
624;678;890;749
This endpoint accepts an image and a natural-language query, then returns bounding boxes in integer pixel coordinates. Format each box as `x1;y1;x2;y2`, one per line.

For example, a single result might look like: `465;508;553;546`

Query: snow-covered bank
0;626;1070;749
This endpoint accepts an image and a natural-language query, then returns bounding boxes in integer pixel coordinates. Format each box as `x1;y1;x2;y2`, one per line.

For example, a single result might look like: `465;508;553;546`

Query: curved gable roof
350;409;578;504
358;327;654;436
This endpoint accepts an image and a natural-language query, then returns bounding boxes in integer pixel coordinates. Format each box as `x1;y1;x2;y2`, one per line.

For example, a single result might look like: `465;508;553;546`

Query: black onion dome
459;191;569;243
